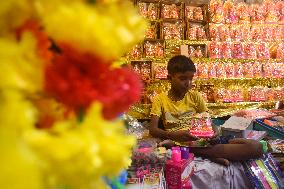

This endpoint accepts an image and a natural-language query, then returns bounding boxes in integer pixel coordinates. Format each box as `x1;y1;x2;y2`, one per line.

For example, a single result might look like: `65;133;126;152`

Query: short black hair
167;55;196;75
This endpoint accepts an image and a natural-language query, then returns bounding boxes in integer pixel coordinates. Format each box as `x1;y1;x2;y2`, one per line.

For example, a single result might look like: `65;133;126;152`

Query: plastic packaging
128;44;143;59
225;62;235;78
189;114;214;138
144;41;164;58
209;24;220;41
209;42;222;58
216;62;226;78
244;42;257;59
230;25;243;41
196;62;208;79
161;3;182;19
180;147;190;159
257;42;270;59
209;0;224;23
222;42;232;59
252;62;263;78
243;62;254;78
187;24;207;40
219;25;231;41
231;42;244;59
138;2;159;20
162;20;184;40
155;65;168;79
223;0;238;24
276;43;284;59
242;153;284;189
251;25;263;41
208;62;217;78
237;3;250;23
145;22;158;39
234;62;244;78
172;148;181;162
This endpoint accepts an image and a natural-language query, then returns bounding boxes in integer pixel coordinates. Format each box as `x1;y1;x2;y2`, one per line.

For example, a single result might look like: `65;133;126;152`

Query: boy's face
169;71;195;93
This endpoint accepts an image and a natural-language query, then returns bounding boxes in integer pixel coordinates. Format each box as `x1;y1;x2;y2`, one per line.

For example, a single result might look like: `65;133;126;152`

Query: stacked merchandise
126;139;168;188
243;153;284;189
126;0;284;119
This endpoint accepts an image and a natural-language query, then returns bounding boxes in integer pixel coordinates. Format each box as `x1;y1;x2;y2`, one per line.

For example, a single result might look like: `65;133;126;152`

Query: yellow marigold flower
0;90;43;189
37;0;147;61
0;33;45;93
25;103;135;189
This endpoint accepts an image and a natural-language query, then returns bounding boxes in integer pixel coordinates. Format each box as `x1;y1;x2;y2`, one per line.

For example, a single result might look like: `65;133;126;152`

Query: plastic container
253;119;284;139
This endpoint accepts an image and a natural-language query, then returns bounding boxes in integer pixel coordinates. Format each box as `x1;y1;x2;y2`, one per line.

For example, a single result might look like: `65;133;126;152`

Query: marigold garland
0;0;147;188
45;43;142;120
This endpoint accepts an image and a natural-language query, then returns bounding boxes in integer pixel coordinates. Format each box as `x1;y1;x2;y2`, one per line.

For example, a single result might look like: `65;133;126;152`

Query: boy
149;55;262;164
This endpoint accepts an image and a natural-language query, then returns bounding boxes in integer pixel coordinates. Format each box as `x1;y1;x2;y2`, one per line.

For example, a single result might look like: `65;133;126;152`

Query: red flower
45;44;142;120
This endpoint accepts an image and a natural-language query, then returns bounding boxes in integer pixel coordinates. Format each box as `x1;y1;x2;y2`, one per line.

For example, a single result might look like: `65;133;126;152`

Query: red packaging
230;25;243;41
243;62;254;78
219;25;231;41
223;0;238;24
196;63;208;79
263;61;273;78
242;25;252;41
251;25;263;41
277;43;284;59
190;117;214;138
252;62;263;78
225;62;235;78
216;62;226;78
233;88;244;102
209;42;222;58
231;43;244;59
262;26;273;42
237;3;250;23
234;62;244;78
222;42;232;59
244;43;257;59
208;63;217;78
209;24;220;41
257;42;270;59
166;154;194;189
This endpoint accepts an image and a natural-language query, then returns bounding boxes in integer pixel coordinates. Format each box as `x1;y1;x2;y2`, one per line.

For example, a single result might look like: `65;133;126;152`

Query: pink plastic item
166;154;194;189
172;149;181;162
189;118;214;138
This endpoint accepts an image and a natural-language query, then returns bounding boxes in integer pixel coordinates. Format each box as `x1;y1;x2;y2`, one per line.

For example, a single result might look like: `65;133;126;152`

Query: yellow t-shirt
150;90;208;131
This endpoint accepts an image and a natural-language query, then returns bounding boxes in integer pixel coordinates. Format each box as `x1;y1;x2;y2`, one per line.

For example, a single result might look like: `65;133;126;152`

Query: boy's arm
195;91;208;113
149;115;170;139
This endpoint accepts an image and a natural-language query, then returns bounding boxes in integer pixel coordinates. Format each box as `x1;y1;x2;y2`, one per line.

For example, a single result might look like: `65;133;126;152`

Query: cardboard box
221;116;253;138
166;154;194;189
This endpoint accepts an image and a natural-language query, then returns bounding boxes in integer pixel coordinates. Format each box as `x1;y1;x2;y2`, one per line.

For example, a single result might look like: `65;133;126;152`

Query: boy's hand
158;140;175;149
168;130;198;142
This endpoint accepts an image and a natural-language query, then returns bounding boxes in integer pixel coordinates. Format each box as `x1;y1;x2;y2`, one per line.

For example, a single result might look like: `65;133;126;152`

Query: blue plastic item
253;119;284;139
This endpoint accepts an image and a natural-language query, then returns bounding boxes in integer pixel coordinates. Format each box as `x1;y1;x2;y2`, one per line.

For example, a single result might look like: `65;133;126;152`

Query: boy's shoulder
154;92;168;100
186;90;202;97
